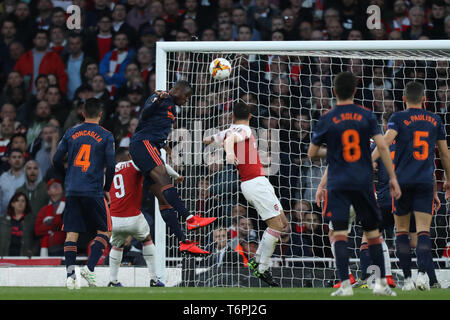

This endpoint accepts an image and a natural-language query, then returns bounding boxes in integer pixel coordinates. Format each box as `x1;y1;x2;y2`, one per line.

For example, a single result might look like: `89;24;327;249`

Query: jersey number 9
113;174;125;198
342;129;361;162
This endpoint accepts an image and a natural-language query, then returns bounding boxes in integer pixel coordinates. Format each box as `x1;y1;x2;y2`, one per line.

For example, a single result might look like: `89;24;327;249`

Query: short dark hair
233;102;251;120
333;72;357;100
84;98;103;118
173;80;193;93
10;133;26;144
115;147;130;163
34;29;48;39
404;81;424;104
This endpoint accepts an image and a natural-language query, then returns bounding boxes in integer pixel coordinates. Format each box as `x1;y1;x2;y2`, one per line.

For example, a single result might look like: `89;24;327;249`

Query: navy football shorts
129;140;164;179
379;205;395;232
396;183;434;216
324;188;382;232
63;196;111;233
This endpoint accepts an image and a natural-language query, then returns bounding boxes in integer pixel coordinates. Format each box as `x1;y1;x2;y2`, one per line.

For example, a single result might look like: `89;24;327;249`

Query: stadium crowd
0;0;449;271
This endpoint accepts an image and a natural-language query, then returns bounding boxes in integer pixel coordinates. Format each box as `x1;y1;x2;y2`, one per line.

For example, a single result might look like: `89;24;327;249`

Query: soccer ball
209;58;231;80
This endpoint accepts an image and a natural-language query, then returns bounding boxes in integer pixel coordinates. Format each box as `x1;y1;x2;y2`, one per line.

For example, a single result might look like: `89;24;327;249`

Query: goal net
155;40;450;287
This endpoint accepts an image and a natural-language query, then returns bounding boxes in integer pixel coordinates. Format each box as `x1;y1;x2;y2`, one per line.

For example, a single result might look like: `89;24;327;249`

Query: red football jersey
216;124;266;182
110;160;143;218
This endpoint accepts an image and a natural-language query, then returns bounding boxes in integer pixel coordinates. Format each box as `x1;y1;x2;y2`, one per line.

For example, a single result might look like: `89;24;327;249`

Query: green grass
0;287;449;300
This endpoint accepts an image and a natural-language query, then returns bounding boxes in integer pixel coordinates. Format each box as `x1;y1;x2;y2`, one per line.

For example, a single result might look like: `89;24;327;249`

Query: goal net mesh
162;47;450;287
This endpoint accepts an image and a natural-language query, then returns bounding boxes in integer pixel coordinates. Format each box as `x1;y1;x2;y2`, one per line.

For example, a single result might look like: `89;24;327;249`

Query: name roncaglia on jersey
71;130;103;142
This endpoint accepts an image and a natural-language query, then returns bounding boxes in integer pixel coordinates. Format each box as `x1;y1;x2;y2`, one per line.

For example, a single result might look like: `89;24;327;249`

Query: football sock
109;246;123;283
87;234;109;272
333;235;349;282
381;238;392;276
416;231;432;274
142;240;157;280
161;184;192;220
396;232;412;279
255;228;280;273
64;241;77;279
160;206;186;241
368;236;386;279
331;238;352;276
359;242;371;280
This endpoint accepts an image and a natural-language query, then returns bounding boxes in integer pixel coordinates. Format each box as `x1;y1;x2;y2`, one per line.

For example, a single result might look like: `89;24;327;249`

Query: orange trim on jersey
161;184;173;192
322;189;328;217
104;198;112;232
391;197;396;214
159;204;173;210
334;235;348;242
64;246;77;252
94;235;109;248
143;140;163;166
367;236;383;246
431;197;435;216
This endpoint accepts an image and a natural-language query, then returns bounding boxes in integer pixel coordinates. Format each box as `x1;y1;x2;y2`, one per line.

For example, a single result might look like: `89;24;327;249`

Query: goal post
154;40;450;287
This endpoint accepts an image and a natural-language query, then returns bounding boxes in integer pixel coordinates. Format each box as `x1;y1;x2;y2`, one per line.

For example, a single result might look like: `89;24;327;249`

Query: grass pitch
0;287;449;300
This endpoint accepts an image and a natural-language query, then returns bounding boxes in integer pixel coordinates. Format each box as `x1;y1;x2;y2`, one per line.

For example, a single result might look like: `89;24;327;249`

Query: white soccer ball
209;58;231;80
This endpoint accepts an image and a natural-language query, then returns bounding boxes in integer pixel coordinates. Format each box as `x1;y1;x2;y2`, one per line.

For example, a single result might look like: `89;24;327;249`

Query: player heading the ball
129;80;216;255
204;102;288;287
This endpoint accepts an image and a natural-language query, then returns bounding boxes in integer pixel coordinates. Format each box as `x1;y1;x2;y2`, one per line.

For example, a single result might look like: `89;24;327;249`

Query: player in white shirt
204;102;288;286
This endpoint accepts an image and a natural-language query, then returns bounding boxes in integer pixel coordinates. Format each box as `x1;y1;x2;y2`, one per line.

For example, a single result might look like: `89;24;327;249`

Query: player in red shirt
108;148;183;287
204;102;288;286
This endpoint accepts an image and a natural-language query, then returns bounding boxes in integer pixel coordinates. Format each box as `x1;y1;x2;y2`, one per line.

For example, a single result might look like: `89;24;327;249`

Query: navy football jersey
387;108;446;185
371;141;396;208
311;104;381;190
53;122;116;197
131;94;176;148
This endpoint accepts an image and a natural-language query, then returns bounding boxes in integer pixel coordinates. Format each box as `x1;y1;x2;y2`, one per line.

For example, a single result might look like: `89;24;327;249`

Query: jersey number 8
342;129;361;162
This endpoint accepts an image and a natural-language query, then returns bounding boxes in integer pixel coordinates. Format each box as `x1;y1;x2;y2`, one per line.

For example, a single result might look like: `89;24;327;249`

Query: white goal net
155;40;450;287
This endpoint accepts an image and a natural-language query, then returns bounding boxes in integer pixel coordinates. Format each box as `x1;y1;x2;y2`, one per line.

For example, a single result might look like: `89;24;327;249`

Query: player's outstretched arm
373;133;401;200
104;134;116;192
436;140;450;199
371;129;397;162
307;143;321;159
165;163;183;184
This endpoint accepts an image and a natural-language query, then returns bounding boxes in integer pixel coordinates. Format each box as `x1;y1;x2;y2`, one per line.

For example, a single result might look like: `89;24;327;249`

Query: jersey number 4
342;129;361;162
74;144;91;172
413;131;429;160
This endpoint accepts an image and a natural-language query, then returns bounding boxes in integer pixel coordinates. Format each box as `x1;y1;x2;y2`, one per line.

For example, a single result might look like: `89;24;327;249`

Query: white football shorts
110;213;150;247
240;176;282;221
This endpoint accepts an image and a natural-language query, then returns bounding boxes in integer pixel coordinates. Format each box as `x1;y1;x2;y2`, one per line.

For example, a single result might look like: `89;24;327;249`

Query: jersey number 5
74;144;91;172
342;129;361;162
413;131;429;160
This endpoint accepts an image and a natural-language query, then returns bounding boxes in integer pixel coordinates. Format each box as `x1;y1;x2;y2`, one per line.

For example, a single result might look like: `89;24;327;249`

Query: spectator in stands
25;100;51;146
44;85;68;126
229;215;258;249
84;12;114;63
81;59;99;86
272;217;302;260
428;0;446;38
445;15;450;39
103;98;133;143
0;19;18;80
112;3;138;48
50;7;69;30
301;156;326;204
231;7;261;40
34;178;65;256
163;0;186;38
236;24;254;41
99;31;135;96
391;0;410;32
63;33;88;101
326;19;344;40
370;21;388;40
126;82;145;114
35;0;52;30
291;200;313;233
49;26;67;57
33;123;59;178
280;8;297;40
403;6;432;40
207;228;244;267
247;0;280;40
298;21;313;40
201;28;217;41
11;2;36;50
14;30;68;95
271;29;285;41
182;17;199;38
84;0;112;30
340;0;364;32
118;117;139;148
298;211;332;257
347;29;363;40
0;117;14;159
0;149;26;215
15;160;48;221
136;46;154;83
0;102;19;129
234;232;259;267
0;191;37;256
126;0;152;31
152;17;168;41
